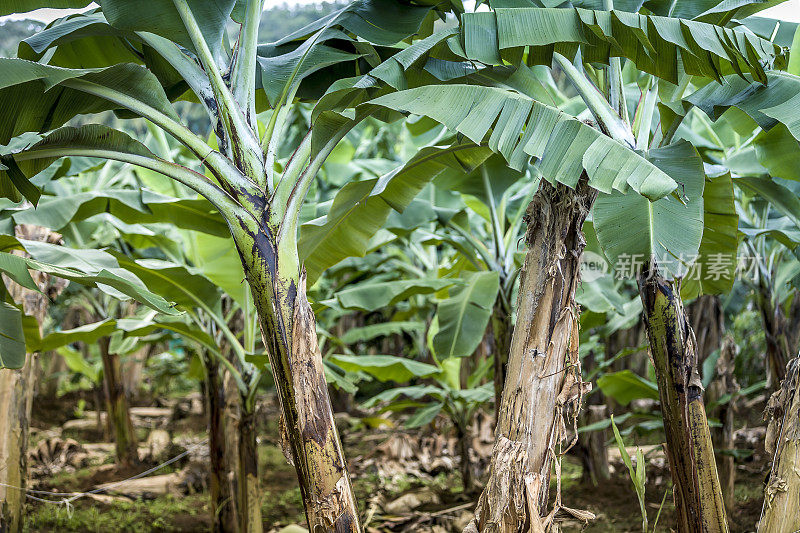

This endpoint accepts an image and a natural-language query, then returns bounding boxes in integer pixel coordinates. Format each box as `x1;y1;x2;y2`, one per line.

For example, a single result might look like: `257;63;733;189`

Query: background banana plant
1;1;800;532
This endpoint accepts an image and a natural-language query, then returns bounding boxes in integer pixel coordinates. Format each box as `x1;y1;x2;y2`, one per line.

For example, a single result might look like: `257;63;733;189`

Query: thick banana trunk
577;349;609;486
0;354;36;533
121;346;149;400
0;225;61;531
235;224;360;532
237;408;261;533
756;277;790;388
98;337;139;468
708;337;738;513
223;372;241;526
202;354;239;533
465;178;595;533
639;271;727;533
759;356;800;532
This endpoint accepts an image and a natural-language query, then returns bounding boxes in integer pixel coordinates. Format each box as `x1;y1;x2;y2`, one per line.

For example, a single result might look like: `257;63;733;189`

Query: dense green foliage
1;0;800;531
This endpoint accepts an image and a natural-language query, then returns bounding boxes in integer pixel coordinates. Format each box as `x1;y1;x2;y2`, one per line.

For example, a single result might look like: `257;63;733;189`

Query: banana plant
0;1;464;528
57;290;144;468
737;184;800;387
681;66;800;531
299;2;787;528
683;80;800;389
318;212;501;493
1;1;789;531
427;154;533;416
1;140;269;530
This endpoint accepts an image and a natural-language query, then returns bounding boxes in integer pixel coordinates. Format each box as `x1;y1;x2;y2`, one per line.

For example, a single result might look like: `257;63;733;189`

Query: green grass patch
24;494;208;533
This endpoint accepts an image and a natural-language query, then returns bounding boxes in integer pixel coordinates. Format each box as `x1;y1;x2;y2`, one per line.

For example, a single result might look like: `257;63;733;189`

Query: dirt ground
21;392;769;532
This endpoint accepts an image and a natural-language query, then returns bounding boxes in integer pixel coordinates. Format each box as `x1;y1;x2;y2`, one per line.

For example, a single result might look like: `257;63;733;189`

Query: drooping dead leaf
27;437;89;477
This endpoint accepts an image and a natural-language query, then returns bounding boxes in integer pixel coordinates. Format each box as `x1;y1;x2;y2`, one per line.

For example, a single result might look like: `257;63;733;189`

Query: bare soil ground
23;395;769;532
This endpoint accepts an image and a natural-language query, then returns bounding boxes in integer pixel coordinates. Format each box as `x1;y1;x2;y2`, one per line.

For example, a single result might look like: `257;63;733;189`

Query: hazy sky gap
3;0;799;23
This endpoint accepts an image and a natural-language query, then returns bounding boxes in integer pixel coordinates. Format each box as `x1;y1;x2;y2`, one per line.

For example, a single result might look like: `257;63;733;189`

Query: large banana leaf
575;274;628;314
740;16;799;48
740;225;800;251
734;176;800;229
0;237;177;314
308;27;458;121
0;251;176;314
597;370;659;406
183;231;248;308
657;1;788;24
110;254;221;310
361;384;444;408
0;301;26;369
20;10;131;56
97;0;236;61
0;59;182;201
116;315;217;352
681;169;739;300
492;0;785;23
339;321;425;344
56;346;100;383
28;314;218;368
0;60;179;146
752;126;800;181
460;7;780;84
265;0;435;48
336;279;455;312
13;0;438;110
593;141;705;279
686;72;800;183
432;271;499;358
682;171;739;297
686;71;800;143
328;354;439;382
0;0;90;15
1;125;217;208
432;154;525;207
15;10;202;106
299;141;492;283
256;0;444;107
259;42;364;108
33;319;117;353
365;84;678;199
18;10;152;68
4;190;228;237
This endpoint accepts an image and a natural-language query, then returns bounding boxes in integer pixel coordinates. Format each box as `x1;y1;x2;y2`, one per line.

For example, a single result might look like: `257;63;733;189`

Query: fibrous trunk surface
0;356;35;533
465;178;595;533
756;276;790;388
708;337;738;512
492;297;513;424
237;408;262;533
203;355;238;532
759;356;800;532
236;222;360;532
639;271;727;533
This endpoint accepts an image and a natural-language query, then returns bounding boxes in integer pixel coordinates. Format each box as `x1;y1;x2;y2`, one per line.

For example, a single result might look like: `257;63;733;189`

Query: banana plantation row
0;0;799;532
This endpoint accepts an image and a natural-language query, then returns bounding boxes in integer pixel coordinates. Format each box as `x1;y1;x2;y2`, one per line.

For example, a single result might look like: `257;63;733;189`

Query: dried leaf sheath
759;357;800;533
465;178;596;532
